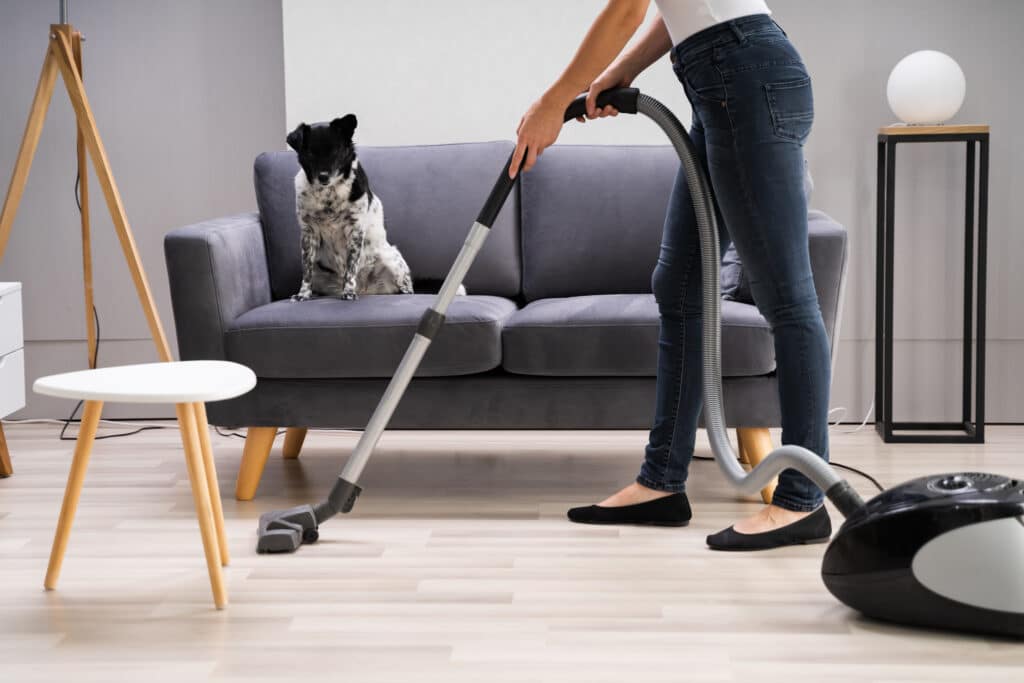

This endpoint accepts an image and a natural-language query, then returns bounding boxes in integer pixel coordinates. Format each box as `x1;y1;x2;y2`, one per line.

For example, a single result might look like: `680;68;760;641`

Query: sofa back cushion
254;141;521;301
519;144;678;302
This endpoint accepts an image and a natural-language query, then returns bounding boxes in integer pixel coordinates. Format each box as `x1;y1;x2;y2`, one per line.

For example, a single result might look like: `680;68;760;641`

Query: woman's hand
506;0;654;179
509;95;567;179
508;60;635;179
577;61;637;122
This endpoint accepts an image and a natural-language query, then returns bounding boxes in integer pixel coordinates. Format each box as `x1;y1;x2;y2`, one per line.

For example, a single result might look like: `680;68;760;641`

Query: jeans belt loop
729;21;746;44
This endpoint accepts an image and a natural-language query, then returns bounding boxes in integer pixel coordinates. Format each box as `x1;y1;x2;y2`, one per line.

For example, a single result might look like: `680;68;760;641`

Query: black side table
876;124;989;443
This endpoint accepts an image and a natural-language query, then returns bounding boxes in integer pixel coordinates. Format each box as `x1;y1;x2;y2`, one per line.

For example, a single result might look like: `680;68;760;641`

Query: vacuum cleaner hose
630;92;864;518
306;88;865;530
455;87;863;517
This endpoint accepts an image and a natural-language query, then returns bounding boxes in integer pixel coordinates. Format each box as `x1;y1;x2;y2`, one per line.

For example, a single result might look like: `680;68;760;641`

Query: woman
511;0;831;550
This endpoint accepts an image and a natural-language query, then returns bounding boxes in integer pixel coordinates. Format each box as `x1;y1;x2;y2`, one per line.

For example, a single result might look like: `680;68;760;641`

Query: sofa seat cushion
226;295;517;379
501;294;775;377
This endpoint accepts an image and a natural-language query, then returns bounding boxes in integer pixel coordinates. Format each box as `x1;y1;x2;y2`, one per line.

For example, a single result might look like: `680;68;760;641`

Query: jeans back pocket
764;76;813;144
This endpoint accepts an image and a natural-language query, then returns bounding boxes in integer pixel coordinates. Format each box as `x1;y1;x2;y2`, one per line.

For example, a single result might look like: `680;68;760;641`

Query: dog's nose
317;172;330;185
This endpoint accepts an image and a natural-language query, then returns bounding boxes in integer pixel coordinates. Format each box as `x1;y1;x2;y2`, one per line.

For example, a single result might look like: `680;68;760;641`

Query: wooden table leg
176;403;227;609
282;427;307;460
45;400;103;590
0;422;12;477
736;427;777;505
235;427;278;501
192;403;229;566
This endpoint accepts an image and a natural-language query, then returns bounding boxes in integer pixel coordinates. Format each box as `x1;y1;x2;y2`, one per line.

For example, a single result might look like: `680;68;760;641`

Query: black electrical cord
829;461;885;492
58;170;165;442
214;426;285;439
57;301;165;441
693;453;885;492
215;426;248;439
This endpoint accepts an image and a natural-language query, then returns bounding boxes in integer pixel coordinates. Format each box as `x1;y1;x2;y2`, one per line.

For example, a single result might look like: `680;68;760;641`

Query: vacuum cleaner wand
255;88;862;554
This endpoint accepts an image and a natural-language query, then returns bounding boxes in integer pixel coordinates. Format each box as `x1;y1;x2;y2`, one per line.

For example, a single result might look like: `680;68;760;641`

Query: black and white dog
286;114;413;301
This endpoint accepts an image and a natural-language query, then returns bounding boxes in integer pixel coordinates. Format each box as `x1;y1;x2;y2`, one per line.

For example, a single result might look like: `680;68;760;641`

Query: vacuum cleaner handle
563;87;641;121
477;88;641;226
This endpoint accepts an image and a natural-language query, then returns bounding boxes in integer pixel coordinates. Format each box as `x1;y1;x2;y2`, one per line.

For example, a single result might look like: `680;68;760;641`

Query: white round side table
33;360;256;609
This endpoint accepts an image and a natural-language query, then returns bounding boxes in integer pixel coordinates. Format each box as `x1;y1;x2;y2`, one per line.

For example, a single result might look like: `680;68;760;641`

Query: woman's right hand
578;61;637;122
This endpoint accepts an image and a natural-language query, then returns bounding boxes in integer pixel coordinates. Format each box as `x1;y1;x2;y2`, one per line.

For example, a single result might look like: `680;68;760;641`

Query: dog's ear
286;123;309;153
330;114;358;140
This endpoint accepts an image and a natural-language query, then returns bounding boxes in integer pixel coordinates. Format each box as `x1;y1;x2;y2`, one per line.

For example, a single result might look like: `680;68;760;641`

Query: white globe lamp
886;50;966;125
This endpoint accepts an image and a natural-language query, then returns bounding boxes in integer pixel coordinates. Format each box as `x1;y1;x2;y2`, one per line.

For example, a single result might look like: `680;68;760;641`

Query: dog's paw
339;291;358;301
291;292;312;302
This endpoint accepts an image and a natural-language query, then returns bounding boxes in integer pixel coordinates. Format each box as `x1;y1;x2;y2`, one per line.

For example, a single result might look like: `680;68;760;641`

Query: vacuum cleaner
257;88;1024;639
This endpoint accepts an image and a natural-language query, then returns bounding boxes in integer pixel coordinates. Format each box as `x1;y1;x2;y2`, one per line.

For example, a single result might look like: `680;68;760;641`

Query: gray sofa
164;142;847;499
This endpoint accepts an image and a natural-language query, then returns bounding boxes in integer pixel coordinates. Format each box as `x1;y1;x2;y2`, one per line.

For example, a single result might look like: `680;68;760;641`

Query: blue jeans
637;14;830;512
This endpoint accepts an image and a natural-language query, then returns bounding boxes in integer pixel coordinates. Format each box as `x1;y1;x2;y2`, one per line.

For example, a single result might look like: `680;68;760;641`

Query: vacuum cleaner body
822;472;1024;637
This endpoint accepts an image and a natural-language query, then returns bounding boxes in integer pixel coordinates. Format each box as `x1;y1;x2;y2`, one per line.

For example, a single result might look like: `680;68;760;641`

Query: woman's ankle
599;482;677;507
732;504;815;534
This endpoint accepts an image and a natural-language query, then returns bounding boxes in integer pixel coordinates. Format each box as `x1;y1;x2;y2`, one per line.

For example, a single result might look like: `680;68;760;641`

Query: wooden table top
879;123;989;136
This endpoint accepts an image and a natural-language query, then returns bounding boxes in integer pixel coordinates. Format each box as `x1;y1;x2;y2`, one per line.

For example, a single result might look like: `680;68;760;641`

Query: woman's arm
509;0;649;178
579;13;672;121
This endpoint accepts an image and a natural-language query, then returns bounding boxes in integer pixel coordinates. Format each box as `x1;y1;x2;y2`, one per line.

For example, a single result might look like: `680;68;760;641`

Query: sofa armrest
807;210;849;366
164;212;272;361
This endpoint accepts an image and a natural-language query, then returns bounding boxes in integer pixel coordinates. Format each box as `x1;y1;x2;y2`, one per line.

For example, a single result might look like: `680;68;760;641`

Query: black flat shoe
567;492;691;527
706;505;831;551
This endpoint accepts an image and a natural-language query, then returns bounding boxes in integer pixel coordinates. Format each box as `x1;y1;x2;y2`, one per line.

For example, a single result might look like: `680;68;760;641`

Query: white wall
283;0;689;147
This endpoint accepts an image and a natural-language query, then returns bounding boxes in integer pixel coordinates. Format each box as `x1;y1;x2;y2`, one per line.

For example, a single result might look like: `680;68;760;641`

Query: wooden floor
1;423;1022;682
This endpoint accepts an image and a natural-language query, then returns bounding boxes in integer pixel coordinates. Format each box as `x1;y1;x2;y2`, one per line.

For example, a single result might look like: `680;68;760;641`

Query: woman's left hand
509;96;567;179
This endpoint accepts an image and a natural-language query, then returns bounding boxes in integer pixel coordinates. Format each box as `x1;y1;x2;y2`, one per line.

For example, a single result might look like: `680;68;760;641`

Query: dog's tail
415;279;467;296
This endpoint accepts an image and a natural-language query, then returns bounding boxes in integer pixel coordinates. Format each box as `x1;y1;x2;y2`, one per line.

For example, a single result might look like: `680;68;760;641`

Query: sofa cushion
254;142;521;301
501;294;774;377
519;145;678;302
225;295;517;379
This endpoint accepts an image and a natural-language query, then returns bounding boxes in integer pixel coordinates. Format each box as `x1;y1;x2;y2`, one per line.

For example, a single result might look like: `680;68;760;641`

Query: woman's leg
595;115;730;509
695;62;831;521
640;117;730;492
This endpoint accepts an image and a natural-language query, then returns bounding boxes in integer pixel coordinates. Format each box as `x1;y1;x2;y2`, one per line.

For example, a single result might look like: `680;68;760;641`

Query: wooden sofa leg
736;427;777;505
282;427;307;460
235;427;278;501
736;428;750;467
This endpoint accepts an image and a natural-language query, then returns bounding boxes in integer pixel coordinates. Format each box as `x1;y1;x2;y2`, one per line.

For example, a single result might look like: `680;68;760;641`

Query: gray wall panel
0;0;285;417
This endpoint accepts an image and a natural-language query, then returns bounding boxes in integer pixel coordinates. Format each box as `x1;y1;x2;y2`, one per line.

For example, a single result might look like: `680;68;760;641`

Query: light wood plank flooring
1;423;1022;681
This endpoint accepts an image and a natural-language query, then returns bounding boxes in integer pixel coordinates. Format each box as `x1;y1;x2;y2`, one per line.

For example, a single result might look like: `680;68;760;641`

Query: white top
0;282;21;297
653;0;772;45
33;360;256;404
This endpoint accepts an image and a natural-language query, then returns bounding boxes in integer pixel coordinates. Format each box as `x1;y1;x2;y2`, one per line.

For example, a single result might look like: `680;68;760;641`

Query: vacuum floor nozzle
256;505;319;554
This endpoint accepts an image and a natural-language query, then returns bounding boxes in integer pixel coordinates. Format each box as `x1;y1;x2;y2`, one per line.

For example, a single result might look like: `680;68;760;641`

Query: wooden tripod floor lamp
0;2;174;475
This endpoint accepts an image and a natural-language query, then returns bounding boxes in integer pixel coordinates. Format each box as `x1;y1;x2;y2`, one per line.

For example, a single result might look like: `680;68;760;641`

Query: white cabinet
0;283;25;419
